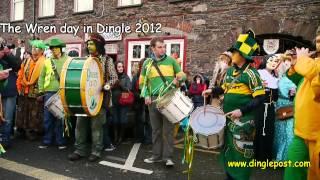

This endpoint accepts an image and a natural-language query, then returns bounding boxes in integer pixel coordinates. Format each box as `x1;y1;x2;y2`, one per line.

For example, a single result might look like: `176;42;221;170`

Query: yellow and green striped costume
139;55;185;97
220;64;265;180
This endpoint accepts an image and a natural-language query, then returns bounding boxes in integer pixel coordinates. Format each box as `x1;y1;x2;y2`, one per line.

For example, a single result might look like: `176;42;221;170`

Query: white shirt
258;69;279;89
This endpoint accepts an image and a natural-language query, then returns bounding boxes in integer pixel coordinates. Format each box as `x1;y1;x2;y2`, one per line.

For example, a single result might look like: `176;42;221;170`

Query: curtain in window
76;0;93;12
13;0;24;20
40;0;55;17
119;0;141;6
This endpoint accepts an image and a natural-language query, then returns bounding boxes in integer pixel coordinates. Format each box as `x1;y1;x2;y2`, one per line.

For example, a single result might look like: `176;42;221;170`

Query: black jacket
0;54;21;97
111;73;132;106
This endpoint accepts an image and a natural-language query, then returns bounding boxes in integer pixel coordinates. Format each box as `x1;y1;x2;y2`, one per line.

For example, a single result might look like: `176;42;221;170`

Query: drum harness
48;58;71;137
151;59;177;99
224;65;254;158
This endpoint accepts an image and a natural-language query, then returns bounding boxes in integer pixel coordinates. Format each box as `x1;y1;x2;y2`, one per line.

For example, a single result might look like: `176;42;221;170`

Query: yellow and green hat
229;29;260;61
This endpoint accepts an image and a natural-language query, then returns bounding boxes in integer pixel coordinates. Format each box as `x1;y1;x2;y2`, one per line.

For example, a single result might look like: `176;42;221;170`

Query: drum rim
60;57;73;115
80;57;104;116
156;88;178;108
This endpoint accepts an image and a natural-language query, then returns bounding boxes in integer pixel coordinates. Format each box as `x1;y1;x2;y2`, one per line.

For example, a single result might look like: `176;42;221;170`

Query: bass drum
60;57;104;117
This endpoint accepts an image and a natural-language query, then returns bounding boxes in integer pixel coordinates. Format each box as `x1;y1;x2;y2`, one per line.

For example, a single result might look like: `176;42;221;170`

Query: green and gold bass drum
60;57;104;117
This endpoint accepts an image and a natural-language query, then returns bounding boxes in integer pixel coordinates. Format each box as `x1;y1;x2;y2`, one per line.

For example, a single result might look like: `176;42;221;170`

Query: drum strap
50;59;60;81
224;64;250;94
152;60;167;85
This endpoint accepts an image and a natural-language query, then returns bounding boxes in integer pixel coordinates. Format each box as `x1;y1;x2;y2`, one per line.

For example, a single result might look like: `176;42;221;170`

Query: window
74;0;93;12
118;0;141;7
11;0;24;21
39;0;55;17
126;38;185;78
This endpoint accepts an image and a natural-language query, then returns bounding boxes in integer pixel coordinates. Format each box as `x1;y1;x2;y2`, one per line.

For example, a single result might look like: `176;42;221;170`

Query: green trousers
219;129;253;180
74;109;106;157
284;135;309;180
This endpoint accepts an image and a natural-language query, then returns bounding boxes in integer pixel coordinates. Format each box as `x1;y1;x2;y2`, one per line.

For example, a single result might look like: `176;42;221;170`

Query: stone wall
0;0;319;76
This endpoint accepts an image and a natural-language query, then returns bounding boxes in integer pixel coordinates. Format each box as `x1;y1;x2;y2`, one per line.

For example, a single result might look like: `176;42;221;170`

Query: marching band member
255;54;281;161
203;51;232;108
139;37;186;167
273;56;296;161
68;33;118;162
284;27;320;180
37;38;68;150
220;30;265;180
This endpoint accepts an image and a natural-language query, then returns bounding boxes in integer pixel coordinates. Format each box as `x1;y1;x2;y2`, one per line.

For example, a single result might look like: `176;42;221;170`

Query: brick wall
0;0;319;76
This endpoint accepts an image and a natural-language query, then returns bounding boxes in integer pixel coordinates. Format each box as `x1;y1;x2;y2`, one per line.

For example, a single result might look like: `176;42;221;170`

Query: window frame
38;0;55;18
117;0;142;8
10;0;25;22
74;0;94;13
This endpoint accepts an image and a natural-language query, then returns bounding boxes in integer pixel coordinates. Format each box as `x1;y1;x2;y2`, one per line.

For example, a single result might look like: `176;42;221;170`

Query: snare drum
156;88;193;124
45;93;64;120
60;57;104;117
190;105;226;149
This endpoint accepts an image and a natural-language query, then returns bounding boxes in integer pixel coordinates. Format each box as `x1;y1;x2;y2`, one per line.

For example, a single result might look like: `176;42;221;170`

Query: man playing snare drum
68;33;118;162
220;30;265;180
37;38;68;150
139;37;186;167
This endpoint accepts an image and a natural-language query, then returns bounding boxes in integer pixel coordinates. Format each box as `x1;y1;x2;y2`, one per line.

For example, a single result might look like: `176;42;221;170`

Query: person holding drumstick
202;51;232;108
220;30;265;180
68;33;118;162
139;37;186;167
37;38;68;150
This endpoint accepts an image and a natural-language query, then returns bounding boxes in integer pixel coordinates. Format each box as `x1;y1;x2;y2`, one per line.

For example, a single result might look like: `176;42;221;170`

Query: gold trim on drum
80;57;104;117
80;57;90;116
59;57;73;115
94;57;104;116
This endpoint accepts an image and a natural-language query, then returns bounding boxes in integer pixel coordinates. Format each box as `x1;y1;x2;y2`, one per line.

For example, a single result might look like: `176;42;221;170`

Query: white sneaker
104;144;116;152
144;157;162;163
58;145;67;150
165;159;174;166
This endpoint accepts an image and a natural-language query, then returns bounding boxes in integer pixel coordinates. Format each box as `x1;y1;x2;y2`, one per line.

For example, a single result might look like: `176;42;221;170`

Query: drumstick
203;95;206;115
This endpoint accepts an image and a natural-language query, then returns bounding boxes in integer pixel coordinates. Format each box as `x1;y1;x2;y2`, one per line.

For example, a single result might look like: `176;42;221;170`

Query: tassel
0;144;6;154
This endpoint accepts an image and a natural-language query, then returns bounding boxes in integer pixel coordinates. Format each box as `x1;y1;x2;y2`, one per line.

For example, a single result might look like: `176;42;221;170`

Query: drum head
190;105;226;136
81;57;104;116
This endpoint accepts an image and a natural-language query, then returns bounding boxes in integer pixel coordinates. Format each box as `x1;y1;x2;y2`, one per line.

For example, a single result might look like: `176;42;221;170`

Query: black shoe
88;154;100;162
68;153;83;161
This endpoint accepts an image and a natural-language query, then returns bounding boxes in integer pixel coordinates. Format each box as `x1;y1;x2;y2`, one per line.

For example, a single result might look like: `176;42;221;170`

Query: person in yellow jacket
284;27;320;180
37;38;68;150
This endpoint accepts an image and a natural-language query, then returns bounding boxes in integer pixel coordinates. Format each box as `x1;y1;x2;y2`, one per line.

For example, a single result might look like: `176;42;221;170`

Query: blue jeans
144;106;152;143
43;92;65;145
0;96;17;146
103;109;112;147
112;105;129;125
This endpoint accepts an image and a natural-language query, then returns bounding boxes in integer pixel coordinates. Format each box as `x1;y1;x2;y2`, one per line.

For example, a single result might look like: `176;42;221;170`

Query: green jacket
0;64;7;91
139;55;186;97
38;54;68;93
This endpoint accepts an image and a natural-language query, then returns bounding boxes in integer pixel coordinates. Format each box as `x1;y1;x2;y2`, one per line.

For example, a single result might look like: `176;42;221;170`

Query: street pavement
0;138;283;180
